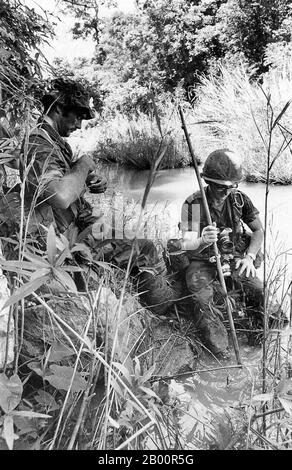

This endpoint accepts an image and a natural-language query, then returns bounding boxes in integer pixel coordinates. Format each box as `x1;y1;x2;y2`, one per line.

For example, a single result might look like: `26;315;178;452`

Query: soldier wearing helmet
19;78;173;313
19;77;108;232
175;149;265;356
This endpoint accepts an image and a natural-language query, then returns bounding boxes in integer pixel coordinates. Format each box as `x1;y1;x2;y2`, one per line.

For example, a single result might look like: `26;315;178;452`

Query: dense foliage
56;0;292;114
1;0;292;451
0;0;53;122
59;0;116;44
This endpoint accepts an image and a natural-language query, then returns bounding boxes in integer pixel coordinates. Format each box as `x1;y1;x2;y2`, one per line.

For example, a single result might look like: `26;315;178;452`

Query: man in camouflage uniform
169;149;265;356
19;78;173;314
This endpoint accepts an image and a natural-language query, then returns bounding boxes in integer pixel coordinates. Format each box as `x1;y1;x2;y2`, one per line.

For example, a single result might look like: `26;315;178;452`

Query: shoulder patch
185;190;201;204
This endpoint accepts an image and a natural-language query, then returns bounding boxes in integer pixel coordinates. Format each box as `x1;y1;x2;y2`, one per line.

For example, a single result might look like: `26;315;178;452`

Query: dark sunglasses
212;182;238;191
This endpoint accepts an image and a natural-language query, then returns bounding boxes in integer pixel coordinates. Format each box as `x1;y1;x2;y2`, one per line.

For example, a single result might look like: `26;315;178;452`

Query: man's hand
86;174;108;194
201;223;218;245
235;255;256;278
92;217;110;240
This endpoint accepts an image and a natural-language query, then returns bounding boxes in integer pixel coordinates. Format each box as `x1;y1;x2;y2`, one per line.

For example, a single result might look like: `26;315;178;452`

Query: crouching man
168;149;265;357
19;77;173;314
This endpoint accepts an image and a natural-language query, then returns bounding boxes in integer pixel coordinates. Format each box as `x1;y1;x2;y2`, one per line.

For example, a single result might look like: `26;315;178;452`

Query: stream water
93;164;291;261
92;164;292;448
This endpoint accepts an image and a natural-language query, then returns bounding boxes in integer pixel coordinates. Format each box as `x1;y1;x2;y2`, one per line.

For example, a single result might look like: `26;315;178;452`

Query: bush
69;107;192;170
191;62;292;184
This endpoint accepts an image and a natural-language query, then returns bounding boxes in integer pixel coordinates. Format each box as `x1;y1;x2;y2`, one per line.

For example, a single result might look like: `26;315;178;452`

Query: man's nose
75;118;82;129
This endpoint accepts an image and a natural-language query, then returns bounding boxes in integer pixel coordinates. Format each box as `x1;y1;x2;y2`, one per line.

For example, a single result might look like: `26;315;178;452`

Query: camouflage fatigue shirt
181;186;260;262
19;116;97;236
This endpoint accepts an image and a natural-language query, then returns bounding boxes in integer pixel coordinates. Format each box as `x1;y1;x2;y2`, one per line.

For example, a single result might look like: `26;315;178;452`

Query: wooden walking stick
178;105;242;365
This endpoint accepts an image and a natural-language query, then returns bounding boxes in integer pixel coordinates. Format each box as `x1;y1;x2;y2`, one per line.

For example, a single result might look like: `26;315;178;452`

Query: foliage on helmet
41;77;95;119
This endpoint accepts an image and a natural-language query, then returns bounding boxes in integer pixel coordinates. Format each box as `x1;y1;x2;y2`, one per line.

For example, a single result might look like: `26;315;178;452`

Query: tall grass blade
3;275;49;310
272;99;292;130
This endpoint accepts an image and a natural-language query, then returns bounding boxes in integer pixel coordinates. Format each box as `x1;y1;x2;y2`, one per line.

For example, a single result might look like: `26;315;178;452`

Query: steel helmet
201;149;243;185
41;78;94;120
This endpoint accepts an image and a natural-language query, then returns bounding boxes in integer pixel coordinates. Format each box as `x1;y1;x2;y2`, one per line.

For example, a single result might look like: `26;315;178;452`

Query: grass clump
69;111;191;170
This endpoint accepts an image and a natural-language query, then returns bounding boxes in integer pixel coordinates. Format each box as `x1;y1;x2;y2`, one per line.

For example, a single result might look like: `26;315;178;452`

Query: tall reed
191;62;292;184
246;89;292;449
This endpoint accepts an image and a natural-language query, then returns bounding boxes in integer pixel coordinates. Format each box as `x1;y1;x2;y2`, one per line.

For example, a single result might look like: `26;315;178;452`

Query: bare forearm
45;158;93;209
181;232;209;252
247;229;264;257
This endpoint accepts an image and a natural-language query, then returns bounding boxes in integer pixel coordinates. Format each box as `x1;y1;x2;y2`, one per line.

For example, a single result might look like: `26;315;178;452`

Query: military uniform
180;186;264;355
19;117;173;314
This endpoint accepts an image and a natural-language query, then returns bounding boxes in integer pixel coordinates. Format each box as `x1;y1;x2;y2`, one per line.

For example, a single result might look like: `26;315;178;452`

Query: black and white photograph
1;0;292;455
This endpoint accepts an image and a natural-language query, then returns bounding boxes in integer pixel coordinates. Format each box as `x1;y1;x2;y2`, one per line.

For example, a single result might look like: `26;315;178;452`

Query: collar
43;114;57;131
38;115;73;161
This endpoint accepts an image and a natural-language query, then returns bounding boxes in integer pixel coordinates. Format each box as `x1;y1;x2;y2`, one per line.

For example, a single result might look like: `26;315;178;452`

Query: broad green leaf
34;390;59;412
134;357;141;377
278;397;292;416
108;415;120;429
27;361;45;378
0;374;23;413
3;414;18;450
58;234;70;250
55;248;72;267
63;265;84;273
11;410;51;419
45;365;87;392
0;237;19;246
13;415;38;436
92;260;113;272
53;268;77;293
0;266;32;277
112;362;132;385
139;385;161;401
71;243;92;255
0;260;37;272
23;252;50;268
65;225;79;245
29;268;51;281
110;377;124;398
140;363;157;385
0;154;16;164
47;341;75;362
3;275;49;309
47;224;57;265
277;378;292;400
82;335;92;350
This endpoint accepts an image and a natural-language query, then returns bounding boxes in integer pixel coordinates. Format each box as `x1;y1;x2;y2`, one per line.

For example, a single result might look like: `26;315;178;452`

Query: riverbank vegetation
1;0;292;451
69;109;192;170
70;57;292;182
59;0;292;183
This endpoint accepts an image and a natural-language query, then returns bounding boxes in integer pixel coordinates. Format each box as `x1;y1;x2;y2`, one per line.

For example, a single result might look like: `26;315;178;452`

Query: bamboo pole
178;105;242;365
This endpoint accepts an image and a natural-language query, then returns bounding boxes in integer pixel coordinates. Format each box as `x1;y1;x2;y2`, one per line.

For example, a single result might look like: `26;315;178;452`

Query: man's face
209;181;239;202
58;108;86;137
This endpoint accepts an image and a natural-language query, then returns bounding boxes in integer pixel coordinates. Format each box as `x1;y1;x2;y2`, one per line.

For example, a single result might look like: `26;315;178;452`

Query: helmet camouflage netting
41;77;94;120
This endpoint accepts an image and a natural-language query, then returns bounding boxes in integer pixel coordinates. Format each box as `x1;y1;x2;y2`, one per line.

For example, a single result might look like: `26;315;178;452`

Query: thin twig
150;363;253;383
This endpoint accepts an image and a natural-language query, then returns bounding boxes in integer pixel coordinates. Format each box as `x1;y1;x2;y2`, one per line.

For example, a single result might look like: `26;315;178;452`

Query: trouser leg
186;261;229;356
93;238;174;315
232;269;263;315
134;239;174;315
